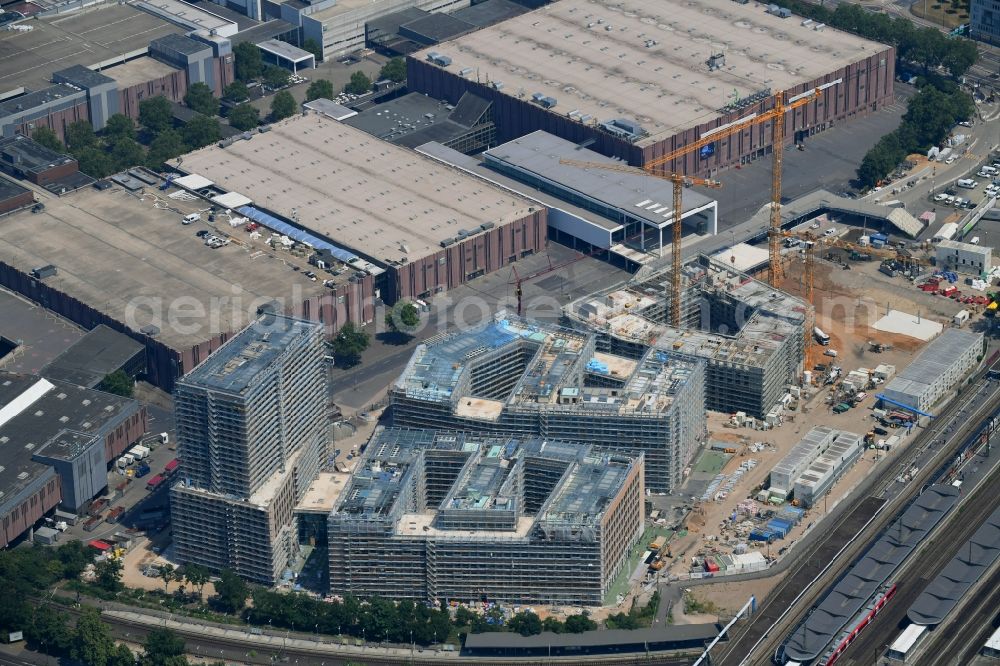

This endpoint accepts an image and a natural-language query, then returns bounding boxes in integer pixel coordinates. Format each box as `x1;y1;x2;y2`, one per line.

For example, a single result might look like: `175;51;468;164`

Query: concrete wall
0;472;60;548
117;71;189;121
971;0;1000;46
0;261;375;392
0;188;34;214
389;208;547;302
408;46;896;173
303;0;470;59
2;101;90;142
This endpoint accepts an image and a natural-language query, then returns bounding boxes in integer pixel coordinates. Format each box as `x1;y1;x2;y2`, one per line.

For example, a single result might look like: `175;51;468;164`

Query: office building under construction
328;428;644;606
170;314;330;585
390;313;705;492
568;255;809;419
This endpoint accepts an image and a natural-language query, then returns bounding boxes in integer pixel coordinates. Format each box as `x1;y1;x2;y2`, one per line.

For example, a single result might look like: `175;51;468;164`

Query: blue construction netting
238;206;359;264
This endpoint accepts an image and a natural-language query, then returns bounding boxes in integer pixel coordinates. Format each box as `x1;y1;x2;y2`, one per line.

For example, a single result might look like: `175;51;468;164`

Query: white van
957;179;977;189
182;213;202;224
970;236;980;245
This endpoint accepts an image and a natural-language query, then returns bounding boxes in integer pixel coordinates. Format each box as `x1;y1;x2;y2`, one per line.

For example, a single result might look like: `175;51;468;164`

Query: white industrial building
769;426;863;503
881;329;984;413
792;432;864;507
935;239;992;275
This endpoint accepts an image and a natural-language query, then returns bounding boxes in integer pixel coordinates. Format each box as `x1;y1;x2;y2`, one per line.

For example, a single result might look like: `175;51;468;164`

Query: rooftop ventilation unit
426;52;452;67
600;118;647;142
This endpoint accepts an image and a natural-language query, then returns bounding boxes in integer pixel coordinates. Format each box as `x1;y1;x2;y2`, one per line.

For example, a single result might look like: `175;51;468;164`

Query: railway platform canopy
782;484;959;663
907;503;1000;626
462;623;722;658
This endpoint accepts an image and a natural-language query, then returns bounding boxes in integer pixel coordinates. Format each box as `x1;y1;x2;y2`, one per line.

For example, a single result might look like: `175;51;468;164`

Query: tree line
781;0;979;78
776;0;979;188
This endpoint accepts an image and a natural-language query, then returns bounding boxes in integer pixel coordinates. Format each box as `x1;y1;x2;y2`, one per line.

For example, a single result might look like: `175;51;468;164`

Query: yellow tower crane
557;160;719;327
561;88;823;327
636;87;823;287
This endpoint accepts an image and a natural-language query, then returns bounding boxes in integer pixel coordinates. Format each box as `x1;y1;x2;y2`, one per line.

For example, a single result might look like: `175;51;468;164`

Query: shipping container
146;475;165;490
164;459;180;474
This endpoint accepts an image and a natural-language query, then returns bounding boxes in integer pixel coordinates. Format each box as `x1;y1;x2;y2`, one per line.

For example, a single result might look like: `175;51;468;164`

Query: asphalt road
329;245;630;411
708;88;912;226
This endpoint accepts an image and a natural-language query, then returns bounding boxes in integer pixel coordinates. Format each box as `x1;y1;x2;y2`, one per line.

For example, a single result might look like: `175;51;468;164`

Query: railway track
720;357;1000;666
835;458;1000;664
930;568;1000;666
45;600;696;666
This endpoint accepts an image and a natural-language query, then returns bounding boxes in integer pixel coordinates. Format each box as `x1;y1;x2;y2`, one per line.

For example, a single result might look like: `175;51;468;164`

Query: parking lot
58;404;177;545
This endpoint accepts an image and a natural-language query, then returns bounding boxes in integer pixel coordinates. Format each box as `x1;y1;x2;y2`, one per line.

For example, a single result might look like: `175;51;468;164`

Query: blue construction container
766;519;792;537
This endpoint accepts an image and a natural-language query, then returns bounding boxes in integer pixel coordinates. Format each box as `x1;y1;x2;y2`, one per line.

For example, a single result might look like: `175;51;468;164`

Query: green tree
344;71;371;95
98;370;134;398
541;616;564;633
270;90;296;121
75;147;115;178
302;38;322;61
227;103;260;131
183;563;210;599
182;114;221;148
507;610;542;636
223;81;249;103
139;96;174;133
146;130;188;168
158;563;176;594
184;82;218;116
234;42;263;82
384;301;420;336
65;121;98;152
103;114;137;142
262;65;290;89
109;138;145;172
213;568;248;614
563;611;596;633
56;540;93;579
329;322;369;366
453;606;476;628
71;608;115;666
378;57;406;83
108;643;136;666
94;557;124;593
142;628;186;666
306;79;334;102
26;605;72;655
32;126;64;152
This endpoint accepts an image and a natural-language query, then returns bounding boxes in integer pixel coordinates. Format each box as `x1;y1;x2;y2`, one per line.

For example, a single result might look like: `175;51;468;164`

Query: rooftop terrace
542;451;633;525
413;0;887;145
333;427;639;535
174;113;536;264
397;312;696;416
180;314;319;394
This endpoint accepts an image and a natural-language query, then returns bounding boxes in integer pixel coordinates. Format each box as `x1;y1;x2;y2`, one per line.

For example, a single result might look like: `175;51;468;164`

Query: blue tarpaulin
238;206;359;264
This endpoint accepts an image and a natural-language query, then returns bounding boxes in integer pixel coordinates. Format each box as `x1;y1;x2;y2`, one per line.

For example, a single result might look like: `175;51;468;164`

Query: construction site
327;427;644;607
567;254;810;419
389;312;706;492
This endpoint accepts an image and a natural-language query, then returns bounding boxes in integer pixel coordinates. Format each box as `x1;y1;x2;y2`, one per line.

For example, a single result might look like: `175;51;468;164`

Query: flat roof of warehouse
413;0;887;145
0;4;180;93
484;130;715;227
176;114;537;264
0;186;329;350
